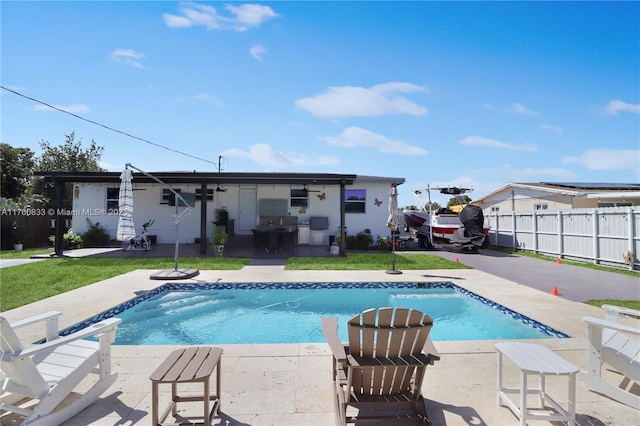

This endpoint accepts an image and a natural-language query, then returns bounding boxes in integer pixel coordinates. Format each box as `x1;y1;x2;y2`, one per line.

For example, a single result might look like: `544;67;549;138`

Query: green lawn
0;257;250;311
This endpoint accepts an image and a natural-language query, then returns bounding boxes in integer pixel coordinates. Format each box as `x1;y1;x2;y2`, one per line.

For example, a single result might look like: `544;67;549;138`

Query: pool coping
3;267;604;352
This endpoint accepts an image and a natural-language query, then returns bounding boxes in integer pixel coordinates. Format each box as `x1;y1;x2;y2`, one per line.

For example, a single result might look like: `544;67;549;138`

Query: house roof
35;171;362;186
475;182;640;203
353;175;405;185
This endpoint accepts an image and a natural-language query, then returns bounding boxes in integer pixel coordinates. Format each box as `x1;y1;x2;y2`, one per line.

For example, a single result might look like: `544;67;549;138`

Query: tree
33;132;106;209
36;132;105;173
0;143;35;200
447;195;471;207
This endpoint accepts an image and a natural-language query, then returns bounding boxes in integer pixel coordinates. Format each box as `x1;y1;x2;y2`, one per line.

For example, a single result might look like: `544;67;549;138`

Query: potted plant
11;220;25;251
211;227;228;256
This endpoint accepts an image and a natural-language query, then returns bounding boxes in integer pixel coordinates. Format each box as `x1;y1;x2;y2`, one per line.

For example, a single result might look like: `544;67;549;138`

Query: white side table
496;342;578;426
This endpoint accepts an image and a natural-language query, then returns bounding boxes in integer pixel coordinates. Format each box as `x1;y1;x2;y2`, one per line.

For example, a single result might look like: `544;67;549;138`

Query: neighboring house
474;182;640;214
38;171;404;254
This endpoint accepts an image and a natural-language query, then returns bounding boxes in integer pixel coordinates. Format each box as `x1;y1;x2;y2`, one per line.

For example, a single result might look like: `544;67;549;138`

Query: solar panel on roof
541;182;640;190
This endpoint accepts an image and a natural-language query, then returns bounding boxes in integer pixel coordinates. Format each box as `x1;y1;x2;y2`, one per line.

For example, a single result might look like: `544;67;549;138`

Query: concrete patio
2;265;639;425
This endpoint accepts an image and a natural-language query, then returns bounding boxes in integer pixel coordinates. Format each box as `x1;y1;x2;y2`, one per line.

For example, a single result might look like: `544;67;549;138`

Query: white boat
403;186;490;251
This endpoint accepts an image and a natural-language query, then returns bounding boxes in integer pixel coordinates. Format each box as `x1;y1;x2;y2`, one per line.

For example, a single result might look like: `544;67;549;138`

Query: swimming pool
66;282;568;344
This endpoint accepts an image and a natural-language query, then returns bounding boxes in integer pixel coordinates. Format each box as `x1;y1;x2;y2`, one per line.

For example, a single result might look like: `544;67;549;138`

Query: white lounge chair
580;304;640;409
0;311;121;425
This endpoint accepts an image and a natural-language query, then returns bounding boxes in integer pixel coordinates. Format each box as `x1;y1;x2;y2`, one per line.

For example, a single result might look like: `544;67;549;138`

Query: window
290;188;308;208
195;188;214;201
490;206;500;213
106;188;119;210
534;203;548;210
162;188;181;204
345;189;366;213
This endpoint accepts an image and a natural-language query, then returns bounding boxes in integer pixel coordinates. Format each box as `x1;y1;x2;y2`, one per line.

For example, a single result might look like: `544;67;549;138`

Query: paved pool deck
2;266;639;425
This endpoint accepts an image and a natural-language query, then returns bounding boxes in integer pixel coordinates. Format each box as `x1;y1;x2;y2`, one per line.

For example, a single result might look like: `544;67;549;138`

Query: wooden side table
150;346;222;426
496;342;578;426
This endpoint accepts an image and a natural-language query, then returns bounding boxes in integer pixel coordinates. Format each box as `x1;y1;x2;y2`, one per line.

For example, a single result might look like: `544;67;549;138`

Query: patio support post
54;179;65;257
200;181;207;254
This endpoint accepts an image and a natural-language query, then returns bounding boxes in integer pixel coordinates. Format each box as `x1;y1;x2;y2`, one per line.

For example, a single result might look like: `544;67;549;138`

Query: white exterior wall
477;187;574;215
71;180;399;244
477;185;640;217
344;183;397;239
71;183;208;244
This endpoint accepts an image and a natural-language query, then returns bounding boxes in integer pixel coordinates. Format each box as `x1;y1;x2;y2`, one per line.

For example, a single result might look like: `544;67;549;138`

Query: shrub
345;232;373;250
81;219;111;247
49;228;83;249
374;235;390;250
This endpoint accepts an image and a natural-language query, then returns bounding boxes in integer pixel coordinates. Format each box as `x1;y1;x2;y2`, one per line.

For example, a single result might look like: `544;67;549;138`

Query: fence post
628;207;636;270
557;210;563;258
592;209;599;265
532;210;538;252
511;211;516;249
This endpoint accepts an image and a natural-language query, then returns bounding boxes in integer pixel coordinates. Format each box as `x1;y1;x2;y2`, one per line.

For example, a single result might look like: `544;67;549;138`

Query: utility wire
1;85;217;166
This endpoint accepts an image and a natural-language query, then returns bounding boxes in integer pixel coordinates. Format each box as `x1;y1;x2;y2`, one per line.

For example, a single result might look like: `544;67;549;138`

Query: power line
1;85;217;166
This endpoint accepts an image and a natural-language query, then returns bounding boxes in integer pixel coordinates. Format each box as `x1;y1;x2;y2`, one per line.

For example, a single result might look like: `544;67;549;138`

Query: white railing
487;206;639;271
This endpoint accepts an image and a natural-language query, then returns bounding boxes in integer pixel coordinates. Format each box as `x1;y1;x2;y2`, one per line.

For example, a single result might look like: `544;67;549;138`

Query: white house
40;171;404;255
474;182;640;214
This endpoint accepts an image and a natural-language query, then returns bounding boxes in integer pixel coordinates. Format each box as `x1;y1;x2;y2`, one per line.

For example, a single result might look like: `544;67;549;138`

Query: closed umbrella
116;167;136;241
386;185;402;274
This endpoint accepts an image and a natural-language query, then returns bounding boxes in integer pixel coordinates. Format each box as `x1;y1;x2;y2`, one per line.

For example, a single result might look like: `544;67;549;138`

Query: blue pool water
69;282;568;344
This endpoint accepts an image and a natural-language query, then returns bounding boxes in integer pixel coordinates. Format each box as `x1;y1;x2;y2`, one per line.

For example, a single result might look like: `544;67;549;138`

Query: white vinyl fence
487;207;639;271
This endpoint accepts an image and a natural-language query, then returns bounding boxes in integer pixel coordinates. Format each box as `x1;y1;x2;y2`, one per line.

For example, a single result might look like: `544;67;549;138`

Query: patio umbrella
116;167;136;241
386;185;402;274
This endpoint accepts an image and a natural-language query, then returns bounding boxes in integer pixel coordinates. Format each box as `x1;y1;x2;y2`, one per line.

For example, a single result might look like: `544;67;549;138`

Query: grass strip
585;299;640;311
286;253;469;270
0;257;250;311
490;246;638;277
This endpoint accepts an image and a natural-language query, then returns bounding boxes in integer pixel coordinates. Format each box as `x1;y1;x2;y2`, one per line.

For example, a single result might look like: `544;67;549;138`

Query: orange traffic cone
550;286;561;296
556;257;563;264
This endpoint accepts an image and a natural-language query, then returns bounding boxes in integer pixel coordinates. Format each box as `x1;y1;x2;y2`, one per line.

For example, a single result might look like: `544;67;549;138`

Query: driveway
423;248;640;302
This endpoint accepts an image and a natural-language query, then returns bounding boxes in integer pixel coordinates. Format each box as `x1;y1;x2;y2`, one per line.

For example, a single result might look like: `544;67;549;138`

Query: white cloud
33;104;90;113
296;82;428;118
540;124;563;133
504;102;538;116
563;148;640;171
226;4;279;31
250;44;266;61
175;92;224;108
323;127;427;156
109;48;145;68
604;99;640;115
223;143;339;167
460;136;537;152
163;3;278;32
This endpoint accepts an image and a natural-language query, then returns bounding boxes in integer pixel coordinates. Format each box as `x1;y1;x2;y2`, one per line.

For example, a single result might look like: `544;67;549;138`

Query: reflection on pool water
68;282;568;344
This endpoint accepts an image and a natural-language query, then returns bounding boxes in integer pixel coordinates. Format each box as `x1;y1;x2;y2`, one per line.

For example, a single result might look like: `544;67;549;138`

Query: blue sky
2;1;639;207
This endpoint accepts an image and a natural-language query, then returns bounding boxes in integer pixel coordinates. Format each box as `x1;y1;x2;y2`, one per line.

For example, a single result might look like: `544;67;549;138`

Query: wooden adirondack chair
322;307;440;425
580;305;640;409
0;311;121;425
